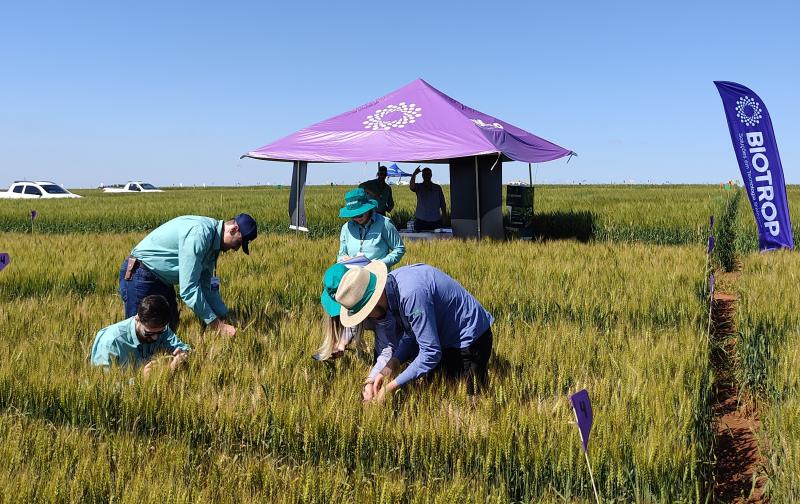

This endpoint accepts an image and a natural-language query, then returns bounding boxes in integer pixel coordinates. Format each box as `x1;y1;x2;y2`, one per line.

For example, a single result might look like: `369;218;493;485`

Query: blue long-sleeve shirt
131;216;228;323
367;315;399;380
386;264;494;387
90;317;190;367
337;213;405;268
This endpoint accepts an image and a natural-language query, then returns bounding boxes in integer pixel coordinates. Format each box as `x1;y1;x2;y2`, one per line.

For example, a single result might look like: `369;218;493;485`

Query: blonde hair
315;312;365;360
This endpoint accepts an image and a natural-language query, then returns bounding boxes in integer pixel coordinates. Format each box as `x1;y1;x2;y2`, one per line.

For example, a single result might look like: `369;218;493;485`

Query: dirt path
711;273;766;503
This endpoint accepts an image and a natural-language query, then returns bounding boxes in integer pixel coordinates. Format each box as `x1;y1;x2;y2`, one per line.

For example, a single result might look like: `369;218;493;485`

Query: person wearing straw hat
314;189;404;387
320;260;494;402
358;165;394;216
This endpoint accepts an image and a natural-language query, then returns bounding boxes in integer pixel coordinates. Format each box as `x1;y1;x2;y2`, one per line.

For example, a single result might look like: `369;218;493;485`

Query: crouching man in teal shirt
91;295;190;376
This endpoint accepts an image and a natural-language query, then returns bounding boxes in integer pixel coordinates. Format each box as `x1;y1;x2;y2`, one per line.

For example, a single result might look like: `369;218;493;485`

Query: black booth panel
448;155;503;239
289;161;308;229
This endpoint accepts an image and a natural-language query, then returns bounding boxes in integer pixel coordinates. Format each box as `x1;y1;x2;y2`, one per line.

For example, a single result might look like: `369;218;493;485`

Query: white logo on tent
735;96;763;127
363;102;422;131
471;119;504;130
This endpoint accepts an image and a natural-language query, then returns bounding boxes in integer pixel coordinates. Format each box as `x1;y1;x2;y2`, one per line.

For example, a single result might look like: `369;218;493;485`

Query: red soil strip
711;277;767;503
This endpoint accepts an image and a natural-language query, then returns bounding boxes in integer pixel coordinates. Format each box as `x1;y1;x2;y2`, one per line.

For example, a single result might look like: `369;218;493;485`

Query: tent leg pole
528;163;533;188
474;156;481;240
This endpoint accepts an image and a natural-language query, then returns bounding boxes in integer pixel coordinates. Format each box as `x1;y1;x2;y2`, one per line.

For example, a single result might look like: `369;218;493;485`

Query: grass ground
0;184;796;501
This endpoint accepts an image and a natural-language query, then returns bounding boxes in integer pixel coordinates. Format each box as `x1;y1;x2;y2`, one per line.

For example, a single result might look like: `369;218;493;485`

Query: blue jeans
118;257;179;330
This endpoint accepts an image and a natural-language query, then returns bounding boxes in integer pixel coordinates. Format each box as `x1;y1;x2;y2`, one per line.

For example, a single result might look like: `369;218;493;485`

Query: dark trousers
118;257;180;331
438;329;493;395
414;218;440;231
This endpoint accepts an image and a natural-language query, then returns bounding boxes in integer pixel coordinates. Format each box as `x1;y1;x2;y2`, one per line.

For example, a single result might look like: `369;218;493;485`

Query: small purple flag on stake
709;272;716;296
30;210;37;221
570;389;593;453
0;252;10;272
710;215;715;229
707;236;715;255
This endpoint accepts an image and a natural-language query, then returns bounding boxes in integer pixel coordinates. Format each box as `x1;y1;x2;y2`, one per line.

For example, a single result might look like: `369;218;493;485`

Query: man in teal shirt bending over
91;294;190;375
119;213;257;337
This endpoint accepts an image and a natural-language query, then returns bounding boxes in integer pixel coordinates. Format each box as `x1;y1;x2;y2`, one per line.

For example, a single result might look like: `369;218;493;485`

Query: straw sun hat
320;260;388;327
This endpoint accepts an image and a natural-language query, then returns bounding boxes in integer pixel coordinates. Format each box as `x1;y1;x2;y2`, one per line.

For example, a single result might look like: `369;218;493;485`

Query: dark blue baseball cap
233;213;257;254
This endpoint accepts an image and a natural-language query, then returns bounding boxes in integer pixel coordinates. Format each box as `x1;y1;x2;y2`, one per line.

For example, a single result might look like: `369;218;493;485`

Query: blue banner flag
714;81;793;251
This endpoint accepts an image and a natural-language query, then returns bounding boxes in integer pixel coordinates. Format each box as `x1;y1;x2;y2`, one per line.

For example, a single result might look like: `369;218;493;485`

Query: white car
102;181;163;193
0;181;82;199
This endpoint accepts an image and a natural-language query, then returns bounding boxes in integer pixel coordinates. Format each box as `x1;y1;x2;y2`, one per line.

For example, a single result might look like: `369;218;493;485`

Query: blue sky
1;1;798;187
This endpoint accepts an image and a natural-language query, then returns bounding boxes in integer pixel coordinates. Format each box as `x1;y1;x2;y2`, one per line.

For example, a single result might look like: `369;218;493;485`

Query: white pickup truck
102;181;163;193
0;181;82;199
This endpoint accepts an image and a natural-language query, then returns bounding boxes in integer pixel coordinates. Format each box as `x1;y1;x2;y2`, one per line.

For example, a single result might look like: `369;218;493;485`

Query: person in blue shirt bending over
320;260;493;402
119;213;257;338
315;189;405;393
91;294;190;376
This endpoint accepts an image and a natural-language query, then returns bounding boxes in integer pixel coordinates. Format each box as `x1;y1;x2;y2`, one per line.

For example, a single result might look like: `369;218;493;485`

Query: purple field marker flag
714;81;793;251
30;210;37;221
570;389;593;453
0;252;9;272
707;236;715;256
709;272;716;296
710;215;715;229
570;389;600;503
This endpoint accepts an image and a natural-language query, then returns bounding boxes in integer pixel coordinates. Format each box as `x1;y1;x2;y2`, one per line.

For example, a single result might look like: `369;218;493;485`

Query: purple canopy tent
243;78;574;238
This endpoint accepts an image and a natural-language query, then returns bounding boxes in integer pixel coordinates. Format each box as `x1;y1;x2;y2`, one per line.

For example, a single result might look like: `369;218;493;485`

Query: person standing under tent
410;166;447;230
119;213;257;337
359;165;395;216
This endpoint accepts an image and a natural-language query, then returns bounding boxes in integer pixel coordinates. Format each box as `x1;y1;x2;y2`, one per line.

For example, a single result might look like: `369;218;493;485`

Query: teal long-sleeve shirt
90;317;190;367
337;213;405;268
131;215;228;324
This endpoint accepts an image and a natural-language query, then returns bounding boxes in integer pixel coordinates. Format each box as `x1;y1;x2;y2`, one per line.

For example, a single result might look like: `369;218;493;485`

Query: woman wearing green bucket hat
317;260;399;401
336;188;404;268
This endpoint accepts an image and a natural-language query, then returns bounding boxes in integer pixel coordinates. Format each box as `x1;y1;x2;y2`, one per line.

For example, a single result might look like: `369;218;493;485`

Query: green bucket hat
320;263;348;317
339;188;378;218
